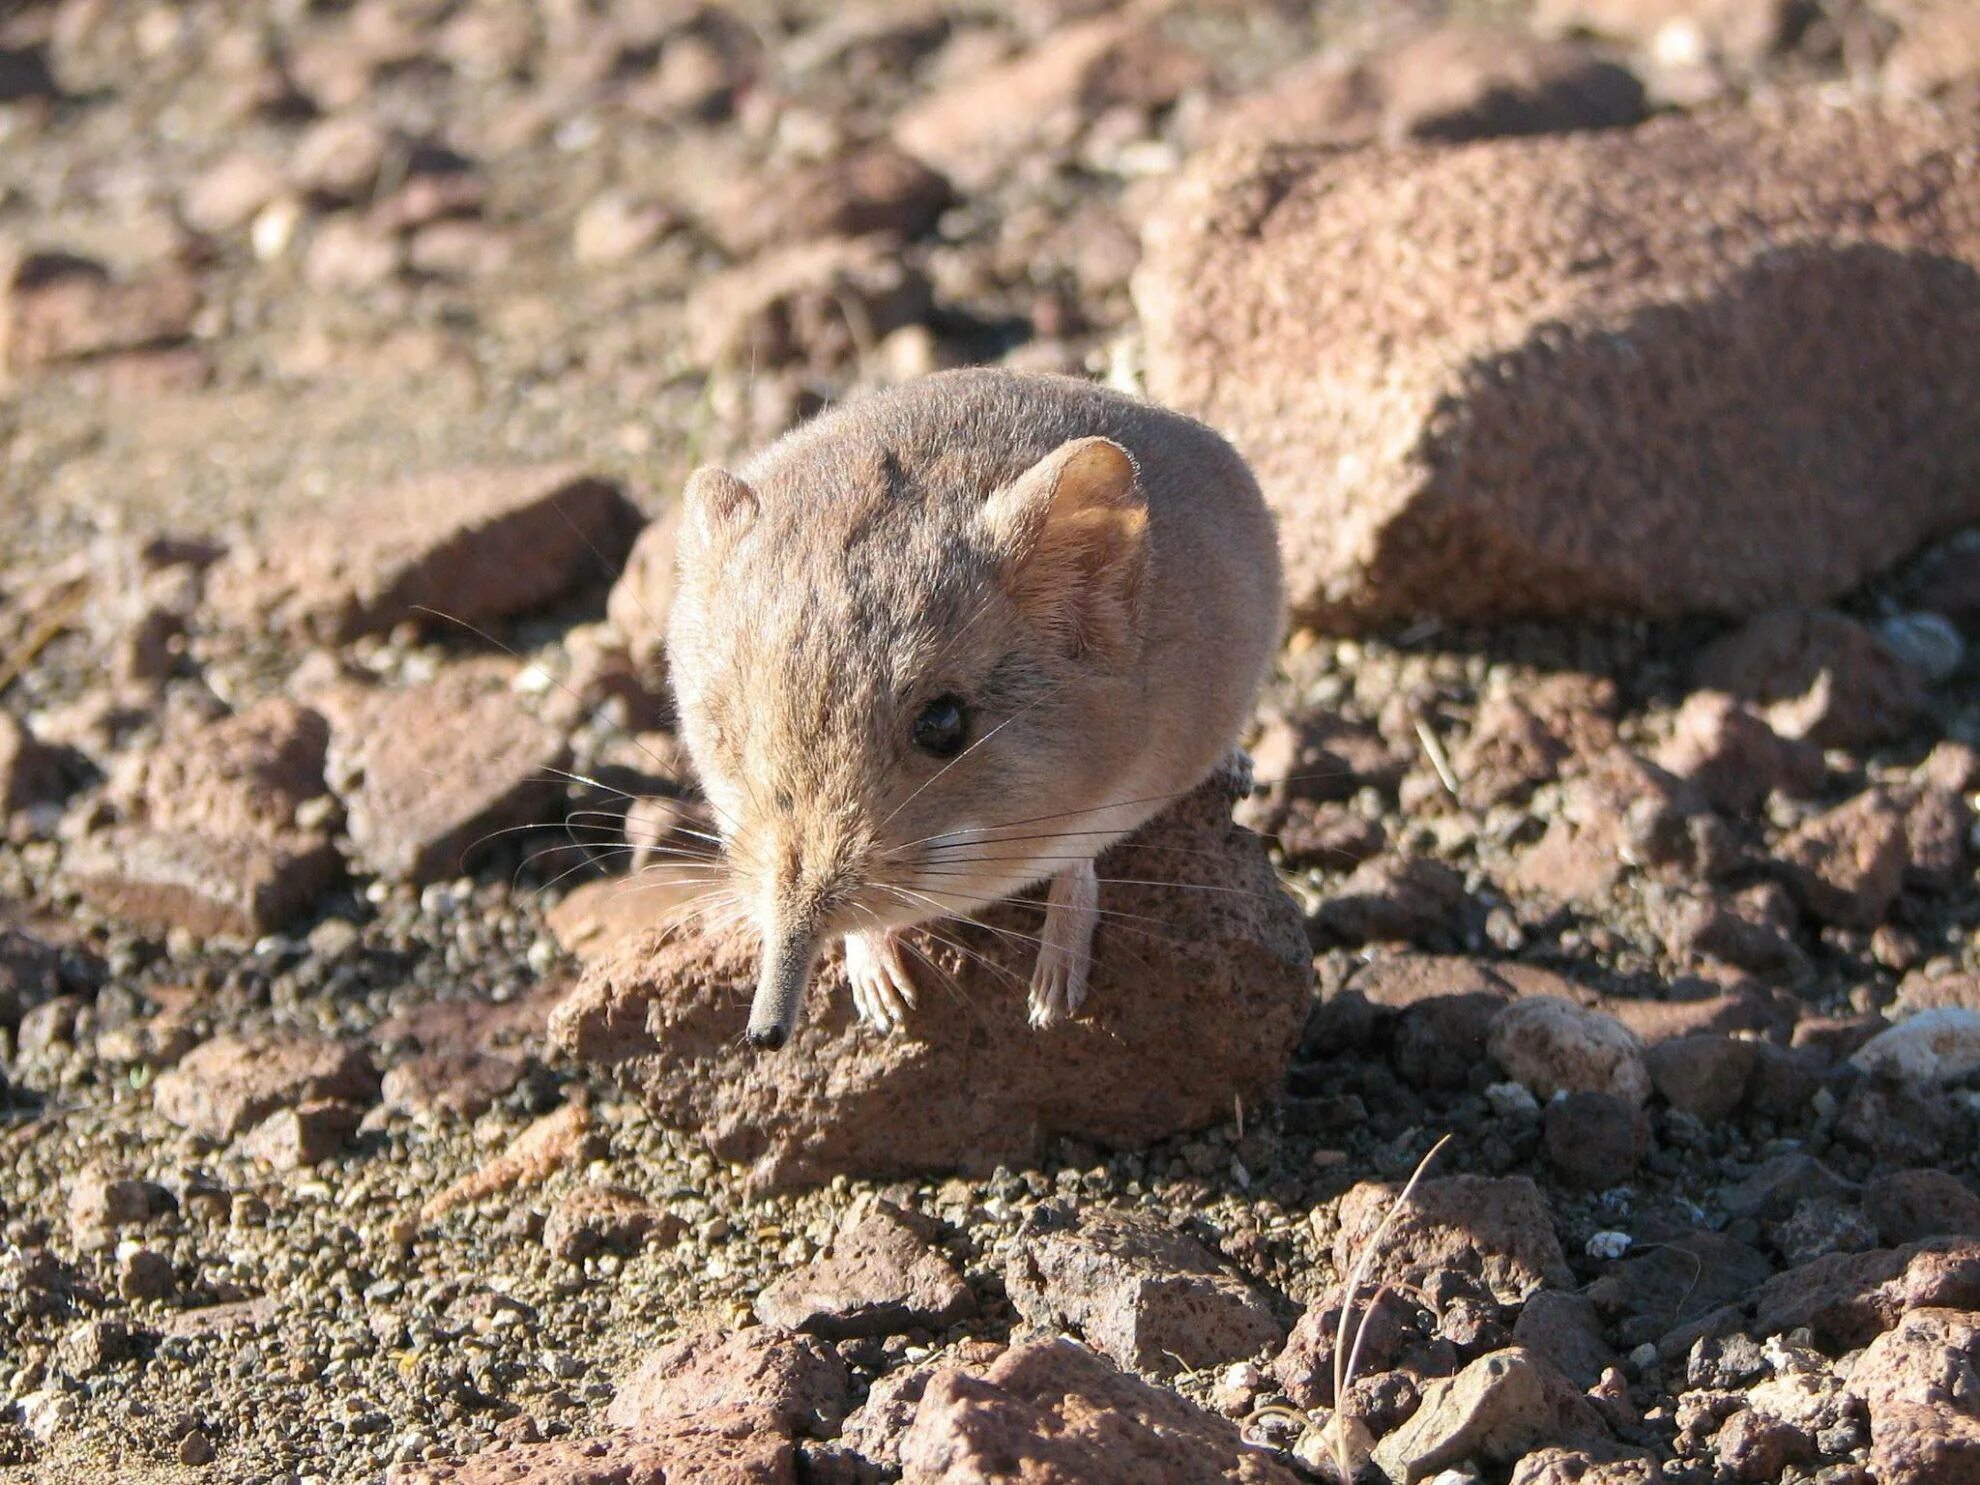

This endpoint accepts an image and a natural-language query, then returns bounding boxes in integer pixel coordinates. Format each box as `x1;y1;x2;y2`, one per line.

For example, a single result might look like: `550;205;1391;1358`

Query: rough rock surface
1754;1238;1980;1350
386;1406;797;1484
756;1206;975;1340
895;1338;1302;1485
1334;1175;1573;1304
1695;609;1925;749
152;1034;378;1142
64;698;341;937
1489;997;1653;1107
605;1326;849;1439
1137;98;1980;629
323;667;568;884
548;780;1311;1189
1373;1347;1607;1483
1004;1207;1284;1380
209;464;640;642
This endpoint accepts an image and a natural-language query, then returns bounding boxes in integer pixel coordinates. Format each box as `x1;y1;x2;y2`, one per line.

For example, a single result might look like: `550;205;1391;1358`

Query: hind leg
1028;860;1099;1028
845;927;918;1033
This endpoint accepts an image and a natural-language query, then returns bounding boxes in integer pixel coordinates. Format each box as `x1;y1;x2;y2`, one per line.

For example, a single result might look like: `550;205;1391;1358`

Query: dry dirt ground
2;3;1979;1484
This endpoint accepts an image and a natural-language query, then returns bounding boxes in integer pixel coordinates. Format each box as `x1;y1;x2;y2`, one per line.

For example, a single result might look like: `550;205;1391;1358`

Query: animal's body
665;367;1283;1048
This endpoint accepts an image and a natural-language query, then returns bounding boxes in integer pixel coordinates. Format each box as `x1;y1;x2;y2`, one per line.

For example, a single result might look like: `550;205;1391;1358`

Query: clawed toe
845;929;918;1035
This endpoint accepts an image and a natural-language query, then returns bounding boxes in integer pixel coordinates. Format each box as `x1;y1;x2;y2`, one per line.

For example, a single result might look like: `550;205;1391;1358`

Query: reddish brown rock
605;503;684;690
1645;1035;1756;1122
65;698;341;938
687;237;932;374
1655;691;1824;814
1311;853;1465;944
543;1185;683;1264
1754;1238;1980;1350
114;698;329;841
1534;0;1803;68
1543;1091;1646;1191
152;1034;377;1142
699;143;951;257
1005;1208;1282;1380
1252;709;1412;800
894;16;1206;191
757;1206;974;1341
1696;609;1925;749
1214;21;1645;154
548;780;1310;1190
1880;0;1980;99
1352;954;1510;1092
1376;23;1647;143
325;667;567;885
0;711;68;815
1867;1171;1980;1246
1373;1347;1608;1484
1272;1287;1421;1408
209;464;639;643
606;1326;849;1439
1899;784;1972;892
1896;973;1980;1016
1489;997;1652;1108
1776;789;1911;929
379;1050;524;1123
544;871;713;966
1335;1175;1572;1305
385;1407;796;1485
1588;1232;1772;1349
1509;1447;1657;1485
237;1098;363;1170
895;1337;1301;1485
1854;1308;1980;1485
1138;101;1980;631
423;1103;597;1220
1;251;199;372
1455;677;1620;808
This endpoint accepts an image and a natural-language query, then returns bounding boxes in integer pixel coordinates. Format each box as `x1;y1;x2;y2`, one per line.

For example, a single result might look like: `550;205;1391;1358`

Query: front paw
845;929;918;1034
1027;939;1091;1028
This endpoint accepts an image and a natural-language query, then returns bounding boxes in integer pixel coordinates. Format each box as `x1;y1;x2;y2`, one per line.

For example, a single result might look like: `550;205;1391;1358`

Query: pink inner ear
1005;446;1149;665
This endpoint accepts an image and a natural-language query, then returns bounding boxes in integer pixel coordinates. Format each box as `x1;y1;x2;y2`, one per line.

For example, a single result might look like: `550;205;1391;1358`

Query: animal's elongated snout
749;924;819;1051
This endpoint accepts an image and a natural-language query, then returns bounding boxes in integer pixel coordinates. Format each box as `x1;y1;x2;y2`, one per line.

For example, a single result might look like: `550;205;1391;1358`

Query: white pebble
1586;1230;1633;1260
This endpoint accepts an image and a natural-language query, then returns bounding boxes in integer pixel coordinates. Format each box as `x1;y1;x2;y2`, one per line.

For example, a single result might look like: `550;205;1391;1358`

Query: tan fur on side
666;367;1284;1045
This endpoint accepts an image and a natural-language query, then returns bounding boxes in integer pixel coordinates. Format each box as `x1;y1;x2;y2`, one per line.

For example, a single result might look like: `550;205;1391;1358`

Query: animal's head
665;435;1148;1048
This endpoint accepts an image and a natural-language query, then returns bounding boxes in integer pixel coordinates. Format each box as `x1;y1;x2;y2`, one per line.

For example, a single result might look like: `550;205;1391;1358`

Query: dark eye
912;695;969;759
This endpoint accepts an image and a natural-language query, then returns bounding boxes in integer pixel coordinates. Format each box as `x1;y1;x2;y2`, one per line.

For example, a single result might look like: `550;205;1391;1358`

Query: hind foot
1028;860;1099;1028
845;927;918;1033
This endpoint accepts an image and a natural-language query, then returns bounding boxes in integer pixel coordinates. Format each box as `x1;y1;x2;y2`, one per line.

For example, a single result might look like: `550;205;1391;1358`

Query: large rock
64;699;341;938
1;251;199;373
756;1206;975;1340
1372;1347;1607;1484
548;779;1311;1190
1754;1238;1980;1350
1005;1208;1284;1380
1333;1174;1573;1305
209;464;640;642
606;1326;848;1439
895;1338;1302;1485
1853;1308;1980;1485
153;1034;377;1142
1137;98;1980;631
322;666;568;884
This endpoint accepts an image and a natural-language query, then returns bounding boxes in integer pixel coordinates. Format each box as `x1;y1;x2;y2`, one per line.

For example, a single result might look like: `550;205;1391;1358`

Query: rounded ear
680;467;759;552
982;437;1148;666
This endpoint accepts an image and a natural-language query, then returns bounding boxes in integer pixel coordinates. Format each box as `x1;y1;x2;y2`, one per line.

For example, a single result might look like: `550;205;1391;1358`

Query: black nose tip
748;1023;789;1051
